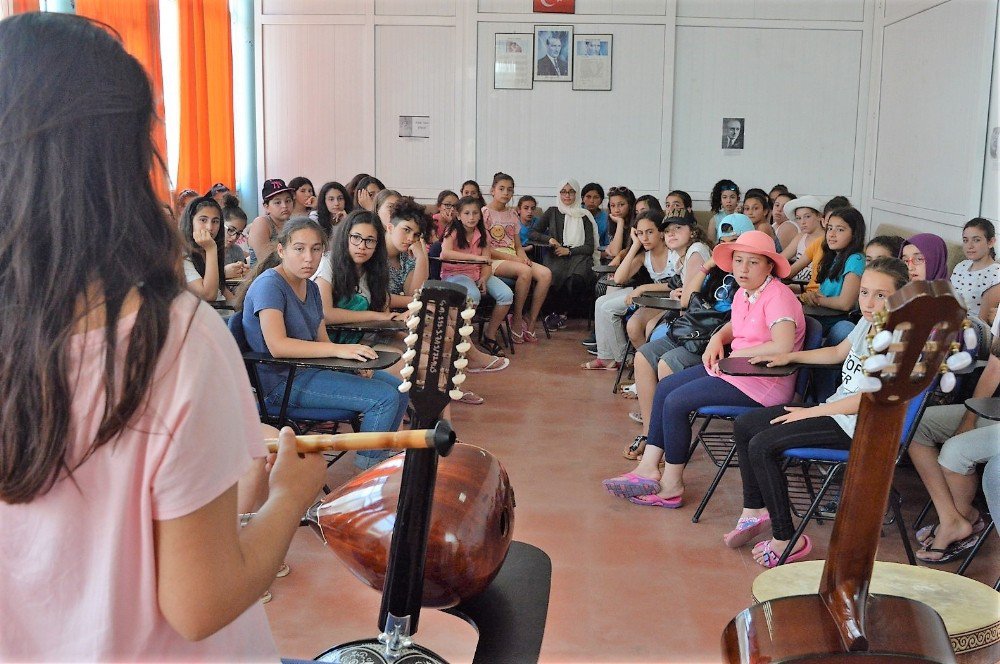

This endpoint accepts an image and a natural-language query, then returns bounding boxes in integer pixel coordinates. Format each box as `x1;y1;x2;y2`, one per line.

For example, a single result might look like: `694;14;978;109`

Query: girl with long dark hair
179;195;232;301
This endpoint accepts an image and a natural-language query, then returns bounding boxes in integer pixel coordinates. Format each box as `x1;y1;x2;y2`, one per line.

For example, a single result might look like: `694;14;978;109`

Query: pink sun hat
712;230;791;279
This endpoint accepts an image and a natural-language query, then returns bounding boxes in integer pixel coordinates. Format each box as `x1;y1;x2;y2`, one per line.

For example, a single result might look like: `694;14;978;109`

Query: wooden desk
965;397;1000;421
631;295;683;311
593;264;617;274
243;350;400;372
328;319;407;333
430;256;488;266
597;275;633;289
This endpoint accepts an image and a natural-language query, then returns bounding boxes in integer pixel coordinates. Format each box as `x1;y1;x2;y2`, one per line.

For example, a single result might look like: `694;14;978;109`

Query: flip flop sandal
723;514;772;548
602;471;661;498
755;536;812;568
917;532;981;564
457;391;485;405
623;435;647;460
481;338;506;357
467;356;510;373
581;359;619;370
917;514;985;547
628;410;643;424
628;493;683;509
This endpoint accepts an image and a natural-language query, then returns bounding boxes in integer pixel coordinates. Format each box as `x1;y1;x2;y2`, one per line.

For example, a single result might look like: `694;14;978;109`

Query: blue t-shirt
593;210;609;247
819;252;865;297
242;268;324;355
519;220;534;246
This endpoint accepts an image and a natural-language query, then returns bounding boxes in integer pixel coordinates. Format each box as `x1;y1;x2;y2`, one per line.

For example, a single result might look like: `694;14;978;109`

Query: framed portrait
533;25;573;82
572;33;612;91
494;33;534;90
722;117;745;150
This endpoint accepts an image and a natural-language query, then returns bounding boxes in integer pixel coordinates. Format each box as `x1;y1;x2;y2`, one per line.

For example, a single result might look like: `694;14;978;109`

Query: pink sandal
582;359;619;370
602;472;660;498
523;321;539;343
723;514;772;548
754;536;812;568
628;493;683;509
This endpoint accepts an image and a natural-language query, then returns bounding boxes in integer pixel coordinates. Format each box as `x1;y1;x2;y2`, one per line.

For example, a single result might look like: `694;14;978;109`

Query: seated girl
770;191;799;253
864;235;904;264
374;189;402;229
799;206;866;340
585;210;673;371
516;194;538;251
353;175;385;212
288;176;315;218
313;181;351;236
780;195;826;284
248;179;294;267
483;172;552;342
624;212;712;351
180;196;234;302
603;230;805;508
664;189;694;218
951;217;999;327
635;194;663;216
528;179;598;325
441;196;514;356
241;217;408;469
623;213;753;459
901;233;949;281
431;189;459;242
706;179;740;244
603;186;636;264
581;182;609;248
723;257;910;567
222;195;250;281
742;189;777;245
460;179;486;209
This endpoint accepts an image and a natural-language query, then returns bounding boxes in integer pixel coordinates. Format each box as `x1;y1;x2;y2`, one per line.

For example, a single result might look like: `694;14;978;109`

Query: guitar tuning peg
452;372;466;386
404;333;418;347
456;341;472;354
857;376;883;393
460;307;477;321
458;324;474;338
398;381;412;393
449;388;464;400
863;354;890;373
946;351;973;372
406;299;423;312
405;316;420;330
402;348;416;362
454;358;468;370
963;325;978;351
871;330;892;352
399;365;414;379
940;371;957;393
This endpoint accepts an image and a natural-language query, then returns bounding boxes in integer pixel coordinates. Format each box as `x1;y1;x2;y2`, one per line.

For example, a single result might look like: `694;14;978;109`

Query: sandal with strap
623;435;647;460
523;321;539;342
481;337;506;357
581;359;619;370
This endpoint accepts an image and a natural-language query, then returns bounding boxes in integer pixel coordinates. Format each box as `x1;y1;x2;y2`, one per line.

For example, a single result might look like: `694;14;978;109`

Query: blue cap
717;213;754;239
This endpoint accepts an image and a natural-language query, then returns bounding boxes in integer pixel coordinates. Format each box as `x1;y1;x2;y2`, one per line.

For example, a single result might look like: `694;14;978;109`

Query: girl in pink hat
604;231;805;508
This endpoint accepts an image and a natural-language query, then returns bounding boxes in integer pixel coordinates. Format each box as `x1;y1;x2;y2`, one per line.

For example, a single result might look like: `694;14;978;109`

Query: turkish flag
533;0;575;13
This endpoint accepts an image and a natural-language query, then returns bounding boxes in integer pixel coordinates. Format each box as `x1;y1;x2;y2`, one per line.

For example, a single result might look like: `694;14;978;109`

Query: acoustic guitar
722;280;968;663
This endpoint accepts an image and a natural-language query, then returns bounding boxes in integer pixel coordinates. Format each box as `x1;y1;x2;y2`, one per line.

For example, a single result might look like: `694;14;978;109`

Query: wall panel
375;25;458;194
476;21;667;195
260;23;368;184
376;0;455;16
261;0;364;15
671;25;863;199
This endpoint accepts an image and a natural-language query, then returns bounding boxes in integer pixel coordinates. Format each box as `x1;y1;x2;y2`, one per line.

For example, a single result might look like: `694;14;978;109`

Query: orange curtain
12;0;40;12
176;0;235;195
75;0;170;202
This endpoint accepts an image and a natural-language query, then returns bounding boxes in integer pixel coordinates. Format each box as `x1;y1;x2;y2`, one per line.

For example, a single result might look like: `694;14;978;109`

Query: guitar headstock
860;280;972;403
397;280;475;422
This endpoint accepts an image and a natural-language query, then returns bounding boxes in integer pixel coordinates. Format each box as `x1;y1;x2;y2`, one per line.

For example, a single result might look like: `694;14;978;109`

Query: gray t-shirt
827;319;871;436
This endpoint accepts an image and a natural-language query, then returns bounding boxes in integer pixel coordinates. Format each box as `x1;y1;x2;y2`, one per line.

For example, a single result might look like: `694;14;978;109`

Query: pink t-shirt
719;277;806;406
441;228;487;281
0;293;277;662
482;206;519;254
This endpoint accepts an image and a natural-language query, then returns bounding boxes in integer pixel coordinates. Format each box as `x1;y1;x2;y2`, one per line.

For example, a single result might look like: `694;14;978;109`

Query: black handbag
666;292;730;355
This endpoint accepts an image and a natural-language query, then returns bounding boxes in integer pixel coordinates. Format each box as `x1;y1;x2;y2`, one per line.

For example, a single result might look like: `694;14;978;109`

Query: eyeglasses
441;203;456;209
349;233;378;249
225;225;244;238
902;254;926;266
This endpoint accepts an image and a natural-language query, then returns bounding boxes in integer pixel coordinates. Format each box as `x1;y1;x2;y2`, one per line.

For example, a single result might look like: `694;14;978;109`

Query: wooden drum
752;561;1000;660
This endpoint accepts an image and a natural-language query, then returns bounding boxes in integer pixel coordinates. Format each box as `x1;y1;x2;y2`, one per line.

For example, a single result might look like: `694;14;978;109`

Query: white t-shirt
664;242;712;285
183;256;226;301
827;319;871;436
311;254;371;302
0;294;276;662
950;260;1000;317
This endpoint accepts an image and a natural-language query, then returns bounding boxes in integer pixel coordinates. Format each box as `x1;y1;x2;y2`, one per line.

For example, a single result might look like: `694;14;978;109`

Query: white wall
255;0;997;233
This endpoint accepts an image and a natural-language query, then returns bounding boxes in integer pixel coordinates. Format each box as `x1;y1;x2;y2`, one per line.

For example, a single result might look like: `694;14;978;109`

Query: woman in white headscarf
528;178;599;324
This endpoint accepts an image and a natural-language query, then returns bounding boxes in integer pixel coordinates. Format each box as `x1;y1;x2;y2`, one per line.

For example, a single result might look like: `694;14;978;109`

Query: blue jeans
264;368;408;460
444;274;514;305
646;364;762;464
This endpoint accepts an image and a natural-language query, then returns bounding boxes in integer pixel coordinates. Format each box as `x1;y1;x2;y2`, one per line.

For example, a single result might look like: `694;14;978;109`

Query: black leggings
733;405;852;540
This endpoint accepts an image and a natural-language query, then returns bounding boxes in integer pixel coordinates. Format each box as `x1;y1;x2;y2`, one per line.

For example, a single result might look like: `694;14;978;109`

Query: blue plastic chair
690;316;825;523
775;380;935;565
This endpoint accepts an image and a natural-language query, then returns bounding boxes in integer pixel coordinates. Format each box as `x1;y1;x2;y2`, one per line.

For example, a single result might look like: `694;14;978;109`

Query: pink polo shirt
0;293;277;662
720;277;806;406
441;228;487;281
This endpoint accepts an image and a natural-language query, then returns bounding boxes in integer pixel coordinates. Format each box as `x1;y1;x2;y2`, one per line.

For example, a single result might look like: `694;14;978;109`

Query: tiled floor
266;320;999;663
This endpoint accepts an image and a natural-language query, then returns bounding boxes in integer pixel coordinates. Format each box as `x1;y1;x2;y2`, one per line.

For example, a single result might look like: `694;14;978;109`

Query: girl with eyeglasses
314;210;400;335
900;233;949;281
179;196;234;303
442;196;514;356
222;195;250;280
706;179;740;244
431;189;459;242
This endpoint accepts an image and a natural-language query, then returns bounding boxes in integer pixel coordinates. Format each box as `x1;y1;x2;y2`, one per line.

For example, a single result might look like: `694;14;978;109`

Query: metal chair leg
889;486;916;565
692;444;737;524
612;341;634;395
956;520;995;576
779;463;845;565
